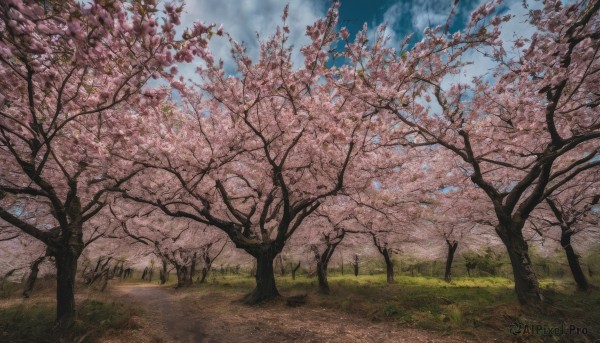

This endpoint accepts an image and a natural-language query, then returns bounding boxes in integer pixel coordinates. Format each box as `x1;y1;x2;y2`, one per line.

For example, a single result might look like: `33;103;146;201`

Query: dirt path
113;284;206;343
112;284;473;343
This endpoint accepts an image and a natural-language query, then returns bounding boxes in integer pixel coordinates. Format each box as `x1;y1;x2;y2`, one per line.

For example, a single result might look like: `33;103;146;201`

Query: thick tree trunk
561;231;589;291
54;248;80;330
244;251;279;304
175;266;190;288
383;250;394;284
183;266;190;286
444;241;458;282
497;225;543;305
316;259;330;294
23;256;46;298
312;239;343;294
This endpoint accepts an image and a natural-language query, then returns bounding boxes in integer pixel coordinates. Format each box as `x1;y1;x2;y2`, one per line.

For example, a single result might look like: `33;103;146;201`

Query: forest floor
1;275;597;342
110;282;474;343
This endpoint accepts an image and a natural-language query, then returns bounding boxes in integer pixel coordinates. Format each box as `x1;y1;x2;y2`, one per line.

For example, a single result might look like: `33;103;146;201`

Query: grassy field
193;273;600;342
0;279;140;343
0;273;598;342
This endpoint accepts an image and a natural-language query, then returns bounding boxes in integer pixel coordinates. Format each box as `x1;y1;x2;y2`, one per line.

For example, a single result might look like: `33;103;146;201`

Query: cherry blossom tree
0;231;45;282
299;197;360;294
350;146;442;284
112;203;228;288
197;236;228;284
367;229;403;283
349;199;409;284
419;192;497;283
114;208;193;286
0;0;212;327
351;0;600;305
530;173;599;291
407;161;499;283
120;5;378;303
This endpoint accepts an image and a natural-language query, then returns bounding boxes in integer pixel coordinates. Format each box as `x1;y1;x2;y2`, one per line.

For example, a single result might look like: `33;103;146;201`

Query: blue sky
181;0;488;60
337;0;485;40
176;0;534;80
170;0;536;113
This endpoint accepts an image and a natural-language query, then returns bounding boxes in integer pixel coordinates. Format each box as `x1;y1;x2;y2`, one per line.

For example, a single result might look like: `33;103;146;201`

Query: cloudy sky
175;0;535;81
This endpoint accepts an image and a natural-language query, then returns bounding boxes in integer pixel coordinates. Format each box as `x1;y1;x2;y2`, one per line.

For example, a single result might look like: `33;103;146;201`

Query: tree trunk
199;267;209;283
316;259;330;294
54;249;80;330
311;240;343;294
199;253;212;283
184;266;191;286
116;262;124;278
383;250;394;284
276;255;286;277
290;261;301;280
561;231;589;291
123;268;132;279
175;265;190;288
100;270;109;292
187;253;196;287
23;256;46;298
444;241;458;282
466;262;476;277
352;255;359;277
244;251;279;304
497;225;543;305
159;258;168;285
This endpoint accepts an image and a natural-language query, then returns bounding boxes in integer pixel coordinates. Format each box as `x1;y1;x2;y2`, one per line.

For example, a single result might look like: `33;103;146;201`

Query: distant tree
530;173;599;291
301;198;359;294
198;237;227;284
351;254;360;277
114;205;227;288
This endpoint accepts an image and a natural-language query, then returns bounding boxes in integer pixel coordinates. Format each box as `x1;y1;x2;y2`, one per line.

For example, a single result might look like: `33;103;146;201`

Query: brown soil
110;283;474;343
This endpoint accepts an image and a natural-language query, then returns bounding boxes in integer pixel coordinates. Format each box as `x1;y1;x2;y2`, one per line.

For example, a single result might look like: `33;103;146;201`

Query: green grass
189;273;599;342
0;281;20;299
0;299;140;342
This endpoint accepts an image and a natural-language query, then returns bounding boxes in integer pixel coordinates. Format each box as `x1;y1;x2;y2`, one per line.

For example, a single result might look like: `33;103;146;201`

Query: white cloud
409;0;453;32
179;0;326;77
370;0;540;120
453;0;538;86
371;0;538;89
373;0;454;47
